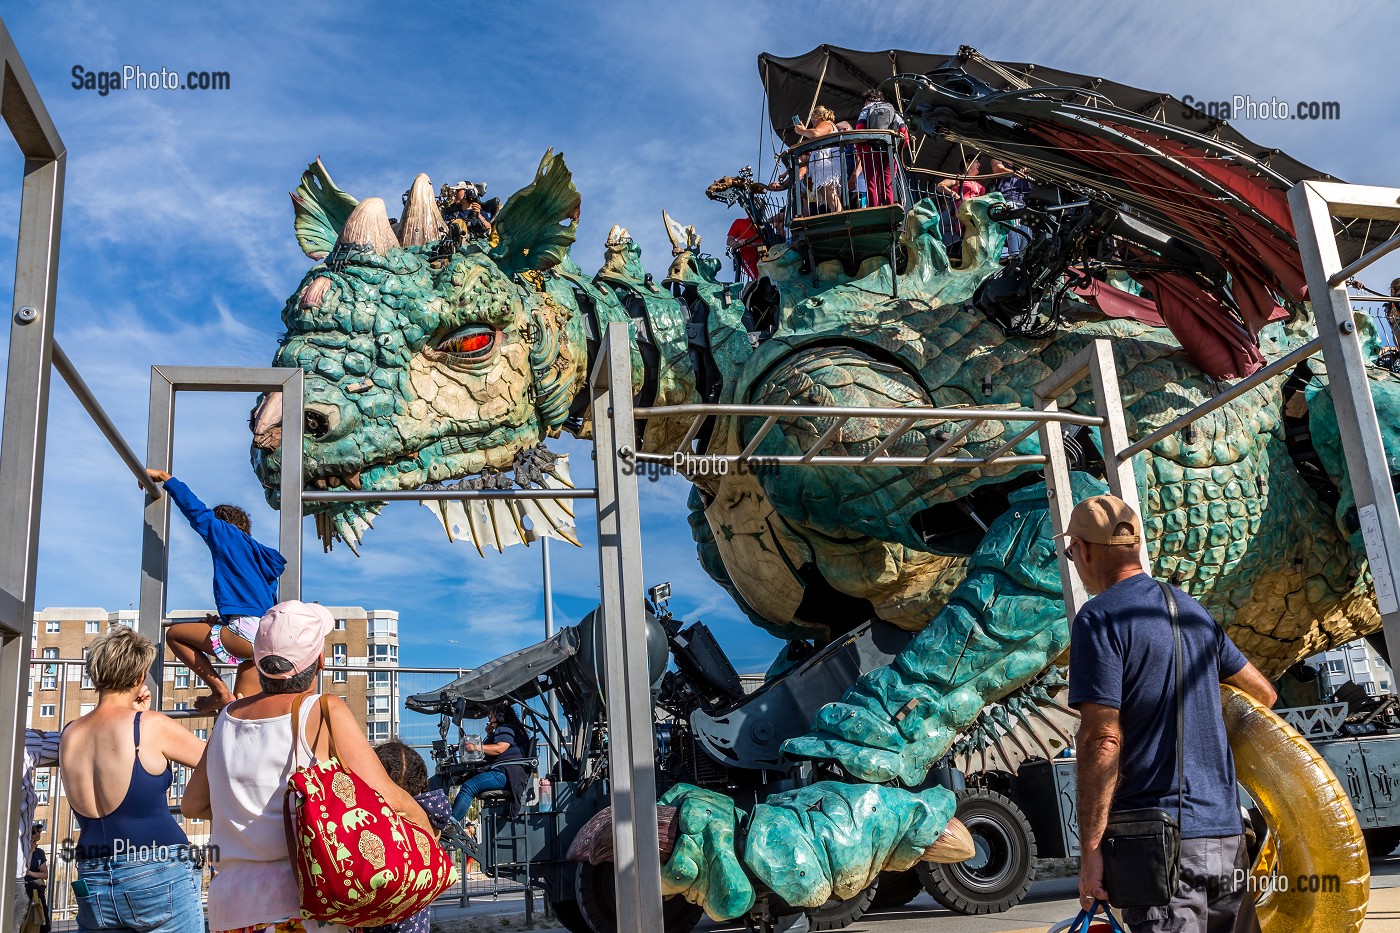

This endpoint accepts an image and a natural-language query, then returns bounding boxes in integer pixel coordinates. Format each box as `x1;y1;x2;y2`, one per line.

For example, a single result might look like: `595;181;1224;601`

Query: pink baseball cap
254;600;334;679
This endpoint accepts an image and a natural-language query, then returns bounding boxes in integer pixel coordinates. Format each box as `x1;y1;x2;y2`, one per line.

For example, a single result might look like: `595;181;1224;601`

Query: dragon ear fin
290;157;359;261
488;149;581;276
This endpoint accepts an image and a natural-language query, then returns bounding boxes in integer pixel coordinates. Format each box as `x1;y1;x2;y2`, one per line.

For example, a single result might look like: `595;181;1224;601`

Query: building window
194;729;208;740
1327;660;1345;675
368;722;390;742
370;671;391;686
334;617;347;631
41;670;56;691
370;696;391;715
333;643;348;683
370;644;397;664
45;620;60;634
41;647;58;659
80;703;95;715
173;702;189;711
85;619;100;634
1365;681;1378;695
82;647;93;690
40;704;54;718
174;668;190;689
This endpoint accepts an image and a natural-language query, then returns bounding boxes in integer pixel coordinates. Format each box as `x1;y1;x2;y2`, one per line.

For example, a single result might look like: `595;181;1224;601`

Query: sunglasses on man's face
1063;542;1077;562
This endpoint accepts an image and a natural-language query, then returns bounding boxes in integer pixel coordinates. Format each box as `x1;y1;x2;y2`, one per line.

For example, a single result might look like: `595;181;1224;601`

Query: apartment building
1320;636;1394;697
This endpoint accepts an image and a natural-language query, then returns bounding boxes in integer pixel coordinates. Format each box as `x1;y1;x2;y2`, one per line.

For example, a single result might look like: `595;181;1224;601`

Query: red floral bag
282;694;458;927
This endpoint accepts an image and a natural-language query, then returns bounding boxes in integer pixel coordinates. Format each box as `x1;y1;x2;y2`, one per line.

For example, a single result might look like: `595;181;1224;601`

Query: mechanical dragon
250;52;1394;932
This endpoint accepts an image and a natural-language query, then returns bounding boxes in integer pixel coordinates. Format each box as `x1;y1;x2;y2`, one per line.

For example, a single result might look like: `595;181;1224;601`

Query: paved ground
426;854;1400;933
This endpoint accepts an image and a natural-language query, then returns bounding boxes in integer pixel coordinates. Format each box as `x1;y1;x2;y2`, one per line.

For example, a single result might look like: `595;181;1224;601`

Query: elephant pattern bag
282;694;458;927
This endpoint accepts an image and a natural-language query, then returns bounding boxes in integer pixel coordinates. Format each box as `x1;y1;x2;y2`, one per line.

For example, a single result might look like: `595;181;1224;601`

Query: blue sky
1;0;1398;680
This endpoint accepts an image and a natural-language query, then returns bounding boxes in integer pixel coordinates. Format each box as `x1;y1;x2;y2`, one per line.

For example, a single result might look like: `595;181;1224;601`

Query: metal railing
25;658;535;921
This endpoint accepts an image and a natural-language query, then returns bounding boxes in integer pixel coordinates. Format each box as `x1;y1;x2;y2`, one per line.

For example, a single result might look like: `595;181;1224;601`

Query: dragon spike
605;224;630;247
335;197;398;256
399;174;445;248
923;818;975;863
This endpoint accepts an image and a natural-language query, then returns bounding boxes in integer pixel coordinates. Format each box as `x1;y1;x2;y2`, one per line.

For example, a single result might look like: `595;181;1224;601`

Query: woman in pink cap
182;601;429;933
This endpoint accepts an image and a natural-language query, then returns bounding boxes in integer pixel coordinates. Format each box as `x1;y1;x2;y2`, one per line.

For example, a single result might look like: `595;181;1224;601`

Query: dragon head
251;152;589;548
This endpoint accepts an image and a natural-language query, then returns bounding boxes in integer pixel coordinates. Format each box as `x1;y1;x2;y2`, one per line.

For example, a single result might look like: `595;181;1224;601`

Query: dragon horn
399;174;445;248
335;198;398;256
661;210;685;254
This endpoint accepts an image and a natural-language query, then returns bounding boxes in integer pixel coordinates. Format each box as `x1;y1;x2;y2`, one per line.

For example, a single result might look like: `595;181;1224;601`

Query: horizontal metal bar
862;416;917;464
984;420;1041;462
632;452;1046;468
51;343;162;497
924;419;980;462
739;415;780;460
302;486;597;503
1330;231;1400;287
151;365;303;393
800;415;850;463
1117;337;1322;461
635;402;1105;427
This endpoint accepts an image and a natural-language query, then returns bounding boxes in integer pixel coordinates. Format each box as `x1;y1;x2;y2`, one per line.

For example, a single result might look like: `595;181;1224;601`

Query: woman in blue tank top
58;626;207;933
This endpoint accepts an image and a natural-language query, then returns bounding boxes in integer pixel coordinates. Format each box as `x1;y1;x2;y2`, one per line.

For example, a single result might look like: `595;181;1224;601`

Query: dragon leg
782;475;1100;785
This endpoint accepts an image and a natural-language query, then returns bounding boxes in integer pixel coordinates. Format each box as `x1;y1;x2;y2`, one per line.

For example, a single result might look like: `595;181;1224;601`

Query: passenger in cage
855;89;911;207
59;625;207;933
450;703;532;827
145;470;287;712
726;214;763;280
792;106;843;215
937;157;986;252
989;157;1032;257
360;741;453;933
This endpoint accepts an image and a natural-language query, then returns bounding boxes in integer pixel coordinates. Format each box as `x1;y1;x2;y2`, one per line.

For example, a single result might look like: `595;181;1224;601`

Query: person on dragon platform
144;469;287;711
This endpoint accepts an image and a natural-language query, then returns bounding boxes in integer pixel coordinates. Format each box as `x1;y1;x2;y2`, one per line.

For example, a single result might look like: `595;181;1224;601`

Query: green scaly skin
255;153;1397;919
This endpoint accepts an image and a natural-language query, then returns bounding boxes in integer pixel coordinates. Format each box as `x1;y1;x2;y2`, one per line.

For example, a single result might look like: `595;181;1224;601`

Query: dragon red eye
436;328;495;360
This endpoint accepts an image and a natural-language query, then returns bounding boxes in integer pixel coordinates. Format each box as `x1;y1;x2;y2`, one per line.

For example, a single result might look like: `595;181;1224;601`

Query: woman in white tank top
181;601;428;933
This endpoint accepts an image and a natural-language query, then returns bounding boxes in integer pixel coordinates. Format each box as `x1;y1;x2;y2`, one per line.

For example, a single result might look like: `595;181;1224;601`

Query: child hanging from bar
145;469;287;711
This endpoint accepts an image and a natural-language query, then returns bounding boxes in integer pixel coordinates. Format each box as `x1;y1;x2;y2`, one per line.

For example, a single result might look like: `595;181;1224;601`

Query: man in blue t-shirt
1065;494;1274;933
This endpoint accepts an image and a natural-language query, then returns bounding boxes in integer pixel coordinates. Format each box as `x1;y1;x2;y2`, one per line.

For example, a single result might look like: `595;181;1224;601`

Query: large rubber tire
575;860;704;933
917;788;1036;915
551;897;594;933
870;869;923;910
804;880;878;931
1364;826;1400;858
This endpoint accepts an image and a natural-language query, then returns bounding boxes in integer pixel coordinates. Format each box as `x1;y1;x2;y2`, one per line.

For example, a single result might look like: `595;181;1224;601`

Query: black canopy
758;45;1385;266
406;625;580;717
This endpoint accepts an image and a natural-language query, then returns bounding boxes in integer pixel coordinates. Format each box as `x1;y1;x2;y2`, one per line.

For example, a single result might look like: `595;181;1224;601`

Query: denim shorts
75;856;203;933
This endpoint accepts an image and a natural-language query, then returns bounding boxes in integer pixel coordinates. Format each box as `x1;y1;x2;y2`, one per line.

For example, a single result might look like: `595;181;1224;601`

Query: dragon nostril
305;410;331;439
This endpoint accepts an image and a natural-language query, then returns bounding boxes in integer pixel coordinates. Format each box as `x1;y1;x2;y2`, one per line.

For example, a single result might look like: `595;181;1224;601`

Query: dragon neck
551;261;710;444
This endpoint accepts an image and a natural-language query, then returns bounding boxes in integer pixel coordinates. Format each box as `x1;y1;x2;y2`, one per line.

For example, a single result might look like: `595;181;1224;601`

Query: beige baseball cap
1061;494;1142;546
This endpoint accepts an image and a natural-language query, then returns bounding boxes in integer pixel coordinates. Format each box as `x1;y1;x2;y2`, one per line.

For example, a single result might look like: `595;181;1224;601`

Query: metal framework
1289;181;1400;664
0;16;65;912
139;367;306;688
0;7;1398;924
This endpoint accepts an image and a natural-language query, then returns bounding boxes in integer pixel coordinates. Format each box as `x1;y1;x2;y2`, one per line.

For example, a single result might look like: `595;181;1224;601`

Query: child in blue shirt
145;469;287;710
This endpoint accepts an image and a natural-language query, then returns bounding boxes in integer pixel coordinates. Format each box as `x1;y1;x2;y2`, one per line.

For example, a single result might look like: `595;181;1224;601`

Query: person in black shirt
24;823;49;933
450;703;531;823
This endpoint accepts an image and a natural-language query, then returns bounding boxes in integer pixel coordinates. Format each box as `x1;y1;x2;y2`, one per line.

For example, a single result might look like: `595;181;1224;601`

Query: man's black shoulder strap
1158;579;1185;833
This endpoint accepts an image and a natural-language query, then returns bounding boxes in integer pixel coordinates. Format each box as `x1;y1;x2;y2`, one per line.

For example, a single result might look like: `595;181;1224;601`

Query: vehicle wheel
917;788;1036;915
575;860;704;933
1364;827;1400;858
870;869;922;909
804;879;878;931
551;897;594;933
